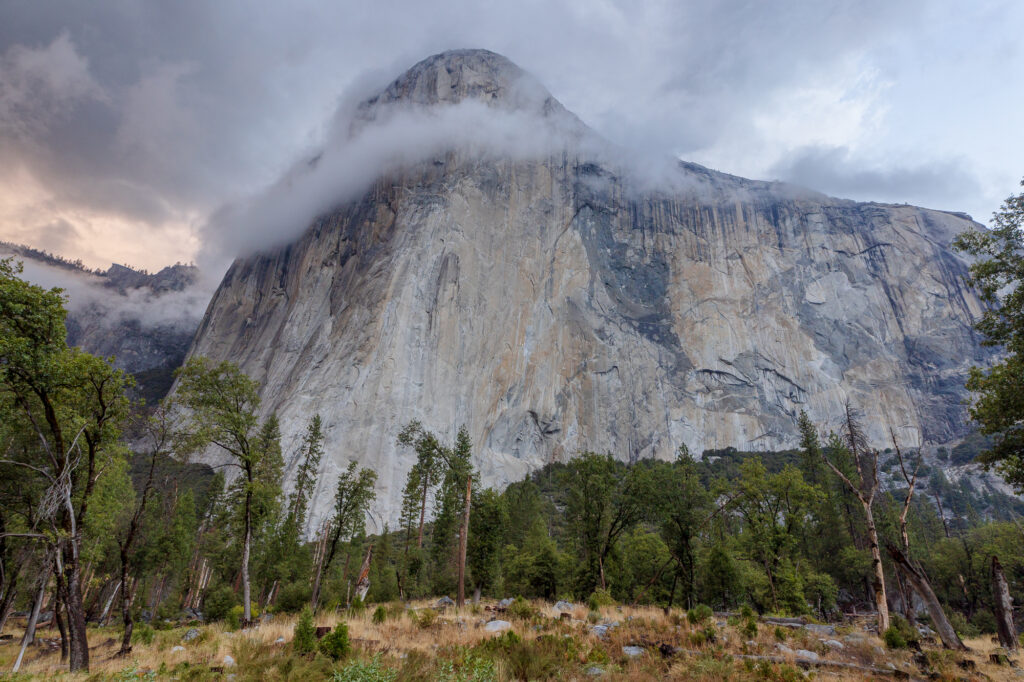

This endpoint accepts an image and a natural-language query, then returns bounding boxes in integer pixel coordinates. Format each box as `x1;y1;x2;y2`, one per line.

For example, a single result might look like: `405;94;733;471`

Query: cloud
770;145;982;215
0;1;1021;271
8;255;211;332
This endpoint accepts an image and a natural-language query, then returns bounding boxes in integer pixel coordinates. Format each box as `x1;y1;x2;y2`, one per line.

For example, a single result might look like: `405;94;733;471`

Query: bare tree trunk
991;556;1018;651
887;545;967;651
54;587;68;663
417;475;429;549
354;545;373;603
12;566;47;673
241;485;252;626
118;543;134;655
99;580;120;626
456;475;471;608
0;581;17;635
310;520;330;611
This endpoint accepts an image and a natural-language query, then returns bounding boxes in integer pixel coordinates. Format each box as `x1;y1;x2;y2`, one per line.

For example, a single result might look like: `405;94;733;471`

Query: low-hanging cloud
770;145;983;216
1;1;1022;272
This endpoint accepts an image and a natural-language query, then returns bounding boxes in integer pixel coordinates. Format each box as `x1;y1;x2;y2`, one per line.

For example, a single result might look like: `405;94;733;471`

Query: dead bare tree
821;401;889;633
887;544;967;650
991;556;1018;651
890;428;921;624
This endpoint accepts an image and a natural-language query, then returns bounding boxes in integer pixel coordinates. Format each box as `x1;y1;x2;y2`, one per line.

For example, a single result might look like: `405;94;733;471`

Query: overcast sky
1;0;1021;273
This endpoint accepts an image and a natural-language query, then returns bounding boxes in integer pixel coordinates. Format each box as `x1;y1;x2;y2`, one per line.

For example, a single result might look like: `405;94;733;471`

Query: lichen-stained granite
186;50;991;523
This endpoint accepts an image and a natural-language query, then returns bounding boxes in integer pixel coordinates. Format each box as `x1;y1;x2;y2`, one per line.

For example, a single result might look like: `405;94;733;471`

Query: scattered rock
591;625;610;639
497;598;514;609
171;645;185;652
182;628;200;642
484;619;511;632
223;654;236;667
437;596;455;607
822;639;844;649
622;645;644;657
585;665;605;676
803;624;836;636
775;644;794;655
274;637;286;644
795;649;819;661
554;600;574;612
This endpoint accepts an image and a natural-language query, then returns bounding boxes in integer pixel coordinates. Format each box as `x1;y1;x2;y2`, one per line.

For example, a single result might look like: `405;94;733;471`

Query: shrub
203;584;237;623
587;610;601;624
275;582;312;614
226;604;244;631
372;605;388;624
411;608;438;629
348;596;366;614
331;656;398;682
687;604;713;625
318;622;351;661
506;596;537;620
587;589;615;611
739;617;756;639
883;614;918;649
294;606;317;655
132;623;155;646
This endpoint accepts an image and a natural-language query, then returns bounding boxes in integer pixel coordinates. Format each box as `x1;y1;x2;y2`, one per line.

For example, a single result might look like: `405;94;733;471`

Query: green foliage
506;596;537;620
293;606;317;655
410;608;438;629
372;605;388;624
203;584;237;622
132;623;156;646
331;656;399;682
687;603;713;625
953;179;1024;491
275;582;312;614
318;621;351;660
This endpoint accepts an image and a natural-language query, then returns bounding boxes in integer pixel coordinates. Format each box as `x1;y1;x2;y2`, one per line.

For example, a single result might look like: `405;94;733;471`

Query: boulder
796;649;819;661
622;646;644;657
822;639;845;649
223;654;236;667
437;596;455;607
484;620;511;632
554;600;574;612
803;623;836;636
171;645;185;652
182;628;201;642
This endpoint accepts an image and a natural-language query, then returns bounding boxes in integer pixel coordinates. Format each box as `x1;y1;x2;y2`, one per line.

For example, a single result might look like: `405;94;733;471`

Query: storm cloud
0;0;1021;274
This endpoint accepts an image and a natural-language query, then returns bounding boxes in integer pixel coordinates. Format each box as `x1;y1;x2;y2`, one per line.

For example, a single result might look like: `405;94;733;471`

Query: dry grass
0;603;1019;680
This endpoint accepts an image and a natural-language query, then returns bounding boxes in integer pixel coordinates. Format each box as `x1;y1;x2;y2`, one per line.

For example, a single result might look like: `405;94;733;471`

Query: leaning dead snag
821;401;889;633
991;555;1018;651
887;544;968;651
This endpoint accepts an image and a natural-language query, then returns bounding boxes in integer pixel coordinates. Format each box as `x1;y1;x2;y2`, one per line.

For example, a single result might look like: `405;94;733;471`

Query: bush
294;606;317;655
203;584;237;623
687;604;714;625
883;614;918;649
275;582;312;614
372;605;388;624
506;596;537;620
587;589;615;611
132;623;155;646
410;608;438;629
226;604;244;631
331;656;398;682
318;622;351;661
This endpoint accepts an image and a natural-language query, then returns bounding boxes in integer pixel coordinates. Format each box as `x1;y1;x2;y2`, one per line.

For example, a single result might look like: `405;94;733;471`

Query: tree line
2;179;1024;673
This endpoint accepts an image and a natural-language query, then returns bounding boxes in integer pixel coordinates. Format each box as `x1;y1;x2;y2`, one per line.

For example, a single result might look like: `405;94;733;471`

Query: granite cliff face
188;50;991;525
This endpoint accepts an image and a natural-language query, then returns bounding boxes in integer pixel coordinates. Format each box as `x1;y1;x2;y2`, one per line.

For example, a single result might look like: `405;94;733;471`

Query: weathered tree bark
417;473;430;549
456;475;471;608
887;544;967;651
822;402;889;633
118;548;134;655
54;586;68;663
62;543;90;671
991;555;1018;651
891;429;919;625
354;545;373;602
0;577;17;635
12;566;47;673
241;475;253;626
